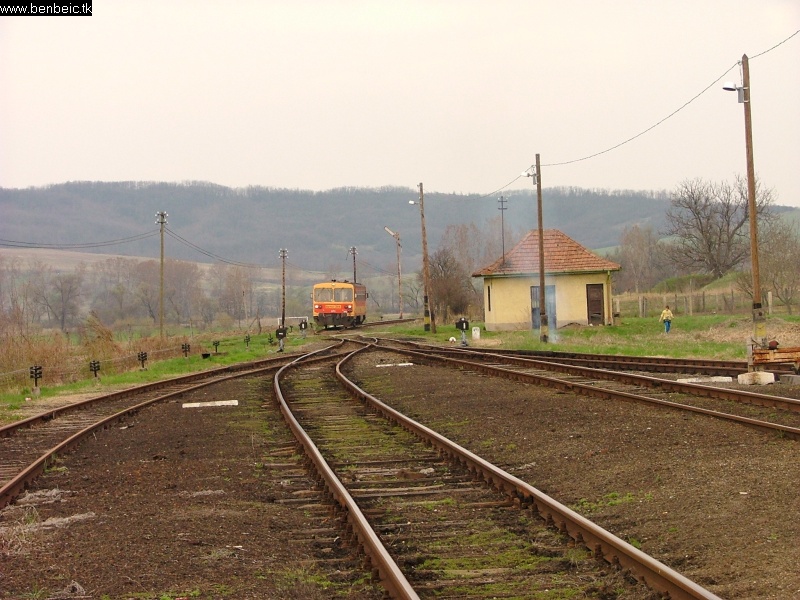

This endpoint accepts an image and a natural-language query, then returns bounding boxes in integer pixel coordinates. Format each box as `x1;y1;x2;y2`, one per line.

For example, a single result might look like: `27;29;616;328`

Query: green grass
5;313;797;420
0;331;310;417
573;492;641;514
467;313;800;360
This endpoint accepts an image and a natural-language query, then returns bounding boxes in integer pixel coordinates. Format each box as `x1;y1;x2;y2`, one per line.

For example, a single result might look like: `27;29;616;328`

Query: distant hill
6;181;793;276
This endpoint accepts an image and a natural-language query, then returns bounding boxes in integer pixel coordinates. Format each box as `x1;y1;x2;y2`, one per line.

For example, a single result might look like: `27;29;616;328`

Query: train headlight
346;304;352;310
314;304;320;309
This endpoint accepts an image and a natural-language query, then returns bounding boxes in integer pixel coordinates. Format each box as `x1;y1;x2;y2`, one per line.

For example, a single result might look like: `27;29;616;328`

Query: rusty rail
334;346;724;600
272;345;420;600
0;354;303;510
386;340;800;415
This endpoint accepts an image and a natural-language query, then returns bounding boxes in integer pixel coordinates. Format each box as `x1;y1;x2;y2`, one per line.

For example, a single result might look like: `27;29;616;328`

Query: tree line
609;176;800;313
2;174;797;350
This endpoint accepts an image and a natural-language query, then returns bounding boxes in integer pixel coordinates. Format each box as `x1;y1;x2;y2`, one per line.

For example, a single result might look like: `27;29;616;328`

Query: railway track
5;338;792;597
368;338;800;441
274;343;724;599
315;317;418;334
439;347;798;378
0;350;320;510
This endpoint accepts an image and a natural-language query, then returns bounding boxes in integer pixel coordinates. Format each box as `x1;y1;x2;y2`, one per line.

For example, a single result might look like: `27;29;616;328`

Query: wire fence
0;323;296;395
0;343;188;392
613;289;791;318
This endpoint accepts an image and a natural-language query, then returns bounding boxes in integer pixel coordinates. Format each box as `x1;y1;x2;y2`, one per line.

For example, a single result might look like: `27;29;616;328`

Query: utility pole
724;54;766;364
279;248;288;328
524;157;548;343
412;183;435;333
741;55;765;349
384;226;403;318
155;211;168;338
535;155;548;343
349;246;358;282
498;195;508;269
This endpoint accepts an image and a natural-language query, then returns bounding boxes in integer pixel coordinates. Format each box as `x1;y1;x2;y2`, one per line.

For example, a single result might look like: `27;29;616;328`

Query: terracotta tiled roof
472;229;620;277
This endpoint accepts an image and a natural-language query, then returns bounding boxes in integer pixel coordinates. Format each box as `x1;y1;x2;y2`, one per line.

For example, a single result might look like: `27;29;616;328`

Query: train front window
334;288;353;302
314;288;333;302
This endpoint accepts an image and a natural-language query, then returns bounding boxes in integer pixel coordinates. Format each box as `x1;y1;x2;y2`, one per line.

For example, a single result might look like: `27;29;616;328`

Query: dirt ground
1;337;800;599
345;349;800;599
1;377;386;600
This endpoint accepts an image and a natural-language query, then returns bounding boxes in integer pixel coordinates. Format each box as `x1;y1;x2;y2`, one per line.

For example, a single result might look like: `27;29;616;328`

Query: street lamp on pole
384;226;403;318
409;183;435;332
155;211;168;338
523;155;548;343
498;195;508;269
279;248;288;328
723;54;766;359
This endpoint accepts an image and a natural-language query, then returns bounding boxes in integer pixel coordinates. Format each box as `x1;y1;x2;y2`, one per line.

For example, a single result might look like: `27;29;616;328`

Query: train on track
312;279;368;329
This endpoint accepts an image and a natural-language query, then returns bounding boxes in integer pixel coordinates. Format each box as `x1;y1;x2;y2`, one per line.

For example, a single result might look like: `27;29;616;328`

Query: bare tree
133;260;160;323
220;266;251;323
429;247;474;324
164;259;204;324
89;257;141;324
30;262;87;331
662;176;774;278
0;256;38;337
736;218;800;314
614;224;661;293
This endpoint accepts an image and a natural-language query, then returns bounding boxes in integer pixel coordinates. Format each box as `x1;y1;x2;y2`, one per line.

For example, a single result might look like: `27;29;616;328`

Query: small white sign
676;376;733;384
182;400;239;408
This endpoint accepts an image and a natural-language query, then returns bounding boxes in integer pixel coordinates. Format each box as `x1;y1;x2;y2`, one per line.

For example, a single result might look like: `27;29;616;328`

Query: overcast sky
2;1;798;206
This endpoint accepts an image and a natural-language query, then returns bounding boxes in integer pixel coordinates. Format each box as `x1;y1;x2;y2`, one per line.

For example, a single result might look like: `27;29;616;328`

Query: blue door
530;285;556;329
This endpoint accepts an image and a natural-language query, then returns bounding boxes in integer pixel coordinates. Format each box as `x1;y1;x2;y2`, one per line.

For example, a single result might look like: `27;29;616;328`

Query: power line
750;29;799;59
0;231;158;249
358;260;396;277
471;174;525;200
1;223;401;279
164;228;265;269
472;28;800;197
542;61;740;169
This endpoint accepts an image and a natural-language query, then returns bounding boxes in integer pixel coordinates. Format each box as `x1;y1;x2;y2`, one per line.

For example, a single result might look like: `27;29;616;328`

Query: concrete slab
736;372;775;385
677;376;733;384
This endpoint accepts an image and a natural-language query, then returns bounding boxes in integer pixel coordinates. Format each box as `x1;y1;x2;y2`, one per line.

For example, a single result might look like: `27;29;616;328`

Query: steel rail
314;317;417;335
334;347;724;600
404;341;798;377
372;343;800;441
272;344;420;600
0;356;304;510
386;340;800;415
0;353;299;439
475;348;780;374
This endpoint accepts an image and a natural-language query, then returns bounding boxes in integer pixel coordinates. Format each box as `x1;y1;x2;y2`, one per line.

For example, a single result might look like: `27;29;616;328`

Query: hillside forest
1;178;799;349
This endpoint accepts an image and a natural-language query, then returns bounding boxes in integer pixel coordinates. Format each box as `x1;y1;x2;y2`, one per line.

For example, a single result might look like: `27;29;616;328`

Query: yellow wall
480;272;614;331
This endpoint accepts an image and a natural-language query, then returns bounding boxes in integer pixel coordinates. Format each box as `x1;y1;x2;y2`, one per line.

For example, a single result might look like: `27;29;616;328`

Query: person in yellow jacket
659;305;673;333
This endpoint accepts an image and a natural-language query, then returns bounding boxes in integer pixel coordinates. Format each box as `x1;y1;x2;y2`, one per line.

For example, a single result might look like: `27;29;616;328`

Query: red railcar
312;280;367;329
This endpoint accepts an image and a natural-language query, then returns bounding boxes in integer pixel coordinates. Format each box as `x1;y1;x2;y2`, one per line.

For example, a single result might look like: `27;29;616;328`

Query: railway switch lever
455;318;470;347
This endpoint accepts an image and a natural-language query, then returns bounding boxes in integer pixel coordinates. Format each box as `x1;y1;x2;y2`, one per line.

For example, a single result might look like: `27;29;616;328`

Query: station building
472;229;621;332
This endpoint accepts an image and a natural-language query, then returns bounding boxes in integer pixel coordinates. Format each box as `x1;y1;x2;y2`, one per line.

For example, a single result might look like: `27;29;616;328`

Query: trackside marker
676;376;733;384
182;400;239;408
